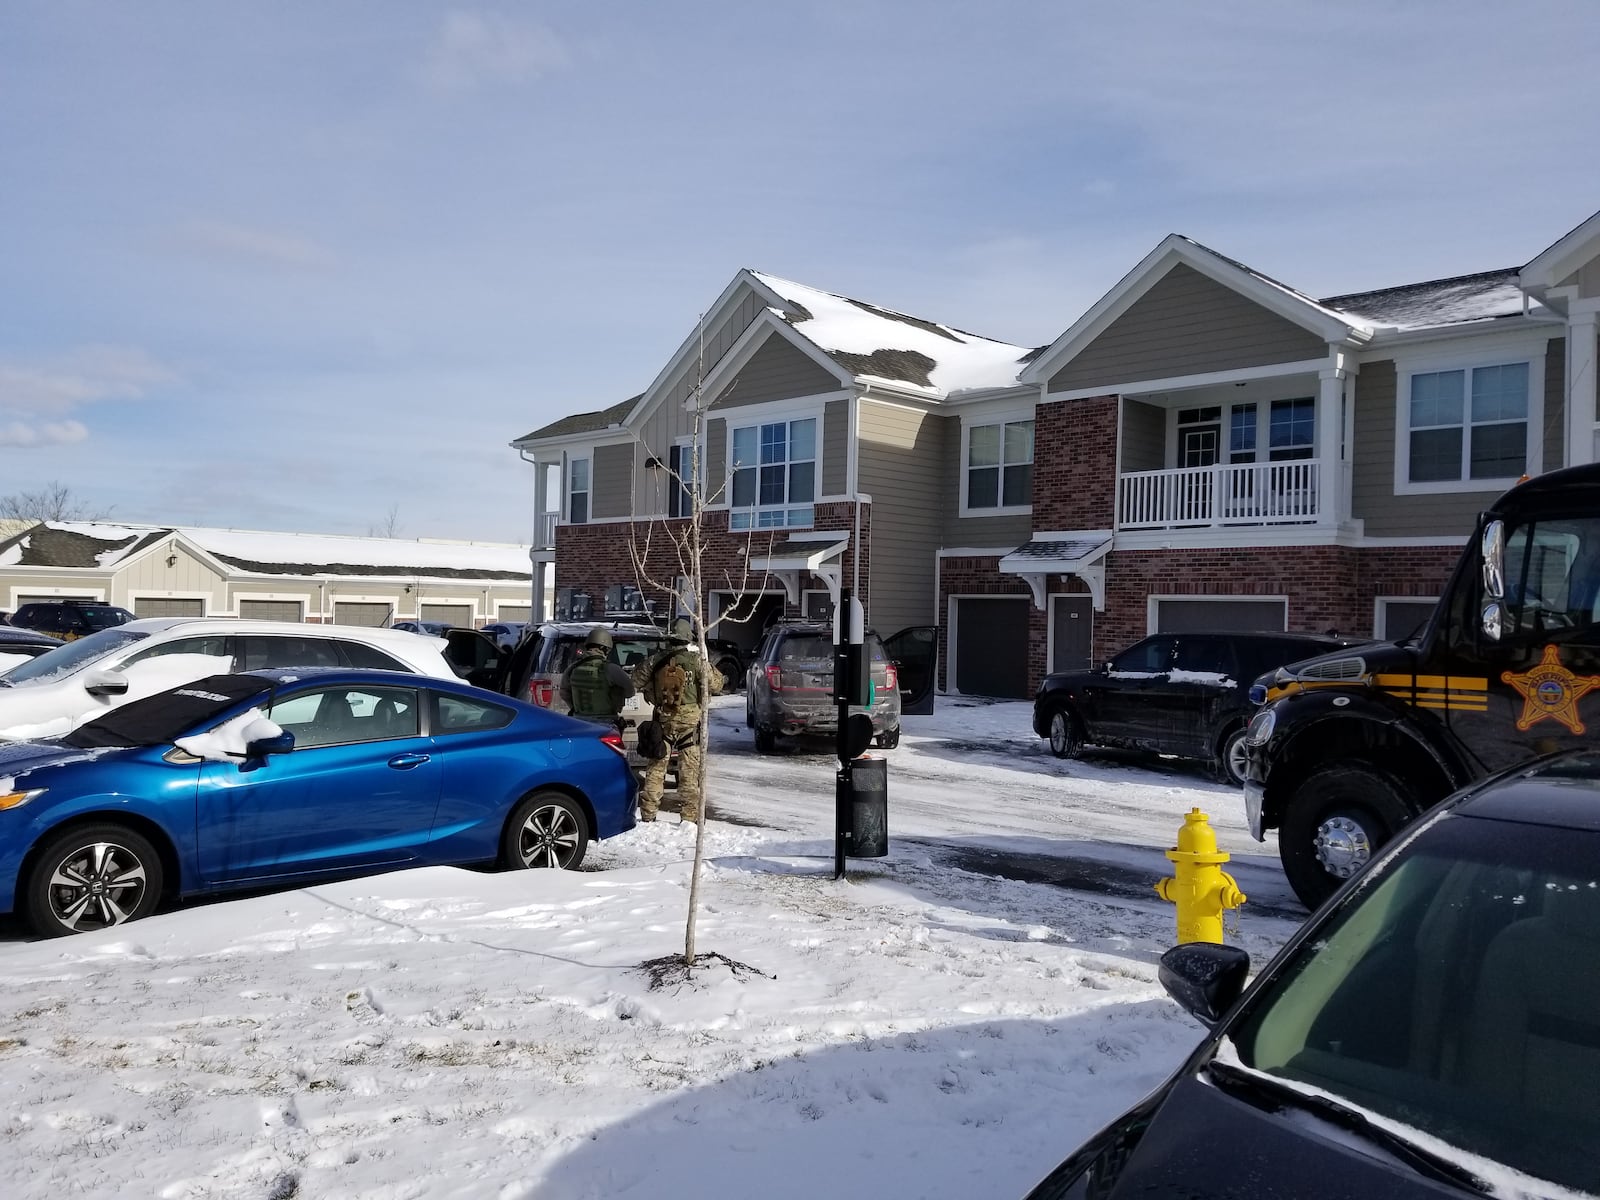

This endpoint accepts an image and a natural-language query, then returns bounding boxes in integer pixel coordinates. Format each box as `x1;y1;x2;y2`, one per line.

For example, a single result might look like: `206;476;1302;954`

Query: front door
882;625;939;715
1051;596;1093;674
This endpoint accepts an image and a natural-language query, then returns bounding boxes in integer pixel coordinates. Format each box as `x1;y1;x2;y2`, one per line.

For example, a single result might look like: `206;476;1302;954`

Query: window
121;635;232;669
668;439;697;519
1229;405;1258;463
268;686;419;747
730;417;816;530
966;419;1033;510
338;641;410;672
1110;636;1175;675
433;692;515;734
1268;398;1314;461
568;458;590;524
1406;362;1529;486
238;635;342;671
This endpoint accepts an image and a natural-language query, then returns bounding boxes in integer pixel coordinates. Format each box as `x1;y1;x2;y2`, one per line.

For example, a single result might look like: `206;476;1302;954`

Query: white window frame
959;411;1034;517
567;455;591;525
1393;341;1545;496
668;435;698;519
727;408;822;532
1373;596;1439;641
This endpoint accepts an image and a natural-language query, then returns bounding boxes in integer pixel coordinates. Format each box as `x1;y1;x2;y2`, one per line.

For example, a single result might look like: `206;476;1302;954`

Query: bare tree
366;503;402;538
0;481;111;521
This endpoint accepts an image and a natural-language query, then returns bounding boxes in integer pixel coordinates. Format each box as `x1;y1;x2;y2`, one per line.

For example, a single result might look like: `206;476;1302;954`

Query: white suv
0;618;459;739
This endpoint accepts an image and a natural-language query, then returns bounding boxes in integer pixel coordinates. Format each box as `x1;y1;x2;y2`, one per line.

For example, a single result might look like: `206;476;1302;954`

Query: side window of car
338;640;410;672
269;686;419;747
240;635;343;671
433;692;515;735
613;637;660;669
1111;637;1175;675
121;635;232;669
1172;636;1233;678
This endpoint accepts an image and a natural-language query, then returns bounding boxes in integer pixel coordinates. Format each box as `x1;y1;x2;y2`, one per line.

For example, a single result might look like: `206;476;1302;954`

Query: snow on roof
751;271;1034;396
1320;268;1536;331
0;522;532;581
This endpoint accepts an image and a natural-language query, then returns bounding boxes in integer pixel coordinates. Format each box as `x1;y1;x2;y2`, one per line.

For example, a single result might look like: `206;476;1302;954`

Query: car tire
875;726;901;749
26;823;164;938
501;791;589;871
1279;763;1413;910
716;657;742;692
1216;724;1250;786
1046;708;1082;759
754;726;778;755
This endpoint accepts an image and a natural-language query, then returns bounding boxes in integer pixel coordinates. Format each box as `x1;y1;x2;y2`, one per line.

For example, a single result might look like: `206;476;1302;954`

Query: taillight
884;663;897;692
532;680;555;707
598;731;626;757
765;665;782;692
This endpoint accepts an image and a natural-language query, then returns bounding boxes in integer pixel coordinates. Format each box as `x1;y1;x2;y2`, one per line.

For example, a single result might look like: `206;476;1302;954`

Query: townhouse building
513;208;1600;700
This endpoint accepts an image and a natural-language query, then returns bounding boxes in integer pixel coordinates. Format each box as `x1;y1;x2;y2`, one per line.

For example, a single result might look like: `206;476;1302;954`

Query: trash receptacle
847;755;888;857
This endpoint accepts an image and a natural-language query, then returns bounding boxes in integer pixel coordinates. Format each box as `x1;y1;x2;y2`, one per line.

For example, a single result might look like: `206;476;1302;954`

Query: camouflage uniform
633;642;724;823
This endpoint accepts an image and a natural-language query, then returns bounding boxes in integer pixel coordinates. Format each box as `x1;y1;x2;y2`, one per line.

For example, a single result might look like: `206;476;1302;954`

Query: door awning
745;532;850;606
997;532;1112;610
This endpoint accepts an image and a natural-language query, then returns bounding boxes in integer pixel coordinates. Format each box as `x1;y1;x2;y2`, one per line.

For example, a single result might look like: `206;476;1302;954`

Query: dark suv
1032;630;1351;783
10;602;134;641
745;623;901;753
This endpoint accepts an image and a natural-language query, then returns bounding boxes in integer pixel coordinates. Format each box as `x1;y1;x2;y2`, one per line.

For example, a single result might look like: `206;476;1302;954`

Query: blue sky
2;1;1597;543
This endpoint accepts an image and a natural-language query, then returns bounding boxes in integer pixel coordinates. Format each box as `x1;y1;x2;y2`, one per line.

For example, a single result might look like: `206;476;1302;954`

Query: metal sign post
833;587;865;879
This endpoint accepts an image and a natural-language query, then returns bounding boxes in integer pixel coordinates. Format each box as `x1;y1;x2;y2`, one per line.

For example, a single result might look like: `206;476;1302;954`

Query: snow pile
174;708;283;761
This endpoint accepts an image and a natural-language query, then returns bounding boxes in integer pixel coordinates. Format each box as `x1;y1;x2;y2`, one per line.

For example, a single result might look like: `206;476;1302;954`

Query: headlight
1245;708;1276;746
0;788;45;811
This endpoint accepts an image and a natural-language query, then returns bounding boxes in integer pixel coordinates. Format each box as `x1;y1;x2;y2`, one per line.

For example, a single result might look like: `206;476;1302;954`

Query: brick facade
1032;395;1116;531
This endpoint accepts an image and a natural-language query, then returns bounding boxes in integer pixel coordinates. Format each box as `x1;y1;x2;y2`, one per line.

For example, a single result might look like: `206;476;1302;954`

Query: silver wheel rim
1225;734;1250;783
47;841;149;932
1313;815;1372;879
1049;712;1070;754
516;804;581;869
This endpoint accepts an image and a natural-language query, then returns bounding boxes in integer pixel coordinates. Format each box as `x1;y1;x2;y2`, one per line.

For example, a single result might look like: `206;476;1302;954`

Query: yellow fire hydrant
1154;808;1246;944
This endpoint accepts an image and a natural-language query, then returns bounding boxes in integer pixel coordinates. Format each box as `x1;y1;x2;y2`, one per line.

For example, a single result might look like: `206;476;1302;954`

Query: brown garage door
334;602;392;627
954;597;1031;698
421;603;473;627
133;597;205;618
239;600;304;622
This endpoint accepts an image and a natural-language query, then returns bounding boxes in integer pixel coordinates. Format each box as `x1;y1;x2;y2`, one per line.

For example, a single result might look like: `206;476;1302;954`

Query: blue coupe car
0;669;638;937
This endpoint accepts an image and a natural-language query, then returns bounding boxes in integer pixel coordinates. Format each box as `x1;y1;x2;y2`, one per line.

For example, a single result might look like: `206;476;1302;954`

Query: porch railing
1117;460;1321;529
533;512;558;550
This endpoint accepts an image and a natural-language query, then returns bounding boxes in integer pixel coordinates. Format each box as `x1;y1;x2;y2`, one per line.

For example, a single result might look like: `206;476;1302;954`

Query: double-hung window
1406;362;1529;486
1268;398;1314;461
730;417;816;530
668;439;697;519
567;457;590;524
966;419;1033;511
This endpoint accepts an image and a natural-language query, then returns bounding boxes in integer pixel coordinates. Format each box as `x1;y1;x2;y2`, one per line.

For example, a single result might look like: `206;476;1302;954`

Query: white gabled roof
1521;206;1600;292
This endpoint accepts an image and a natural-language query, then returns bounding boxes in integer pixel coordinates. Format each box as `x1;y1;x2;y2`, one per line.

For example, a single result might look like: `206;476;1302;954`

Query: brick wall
1032;395;1117;531
933;555;1033;690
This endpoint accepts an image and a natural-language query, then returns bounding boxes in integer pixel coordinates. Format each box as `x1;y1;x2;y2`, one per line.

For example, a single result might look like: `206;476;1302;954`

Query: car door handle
387;753;431;770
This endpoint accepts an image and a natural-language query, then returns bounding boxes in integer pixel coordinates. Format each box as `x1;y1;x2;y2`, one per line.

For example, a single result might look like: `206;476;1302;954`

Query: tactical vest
568;653;615;717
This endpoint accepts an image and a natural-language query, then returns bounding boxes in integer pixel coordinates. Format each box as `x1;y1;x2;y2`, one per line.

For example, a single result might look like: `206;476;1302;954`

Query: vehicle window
268;686;419;747
1172;637;1233;678
1;628;149;686
337;641;411;672
779;634;832;662
612;637;662;669
240;635;343;671
77;606;131;631
1229;813;1600;1194
1501;515;1600;643
433;692;515;734
121;635;232;668
1110;637;1174;675
545;637;582;676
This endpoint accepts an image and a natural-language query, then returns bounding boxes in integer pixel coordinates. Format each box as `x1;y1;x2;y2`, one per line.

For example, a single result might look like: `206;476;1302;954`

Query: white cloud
422;10;569;92
0;347;176;448
0;419;88;447
173;220;337;271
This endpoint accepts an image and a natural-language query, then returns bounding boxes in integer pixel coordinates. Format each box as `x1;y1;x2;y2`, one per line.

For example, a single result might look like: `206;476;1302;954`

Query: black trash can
847;755;888;857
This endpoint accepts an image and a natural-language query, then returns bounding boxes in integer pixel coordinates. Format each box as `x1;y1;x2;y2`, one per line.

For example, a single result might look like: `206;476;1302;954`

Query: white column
1568;308;1599;467
1317;366;1346;526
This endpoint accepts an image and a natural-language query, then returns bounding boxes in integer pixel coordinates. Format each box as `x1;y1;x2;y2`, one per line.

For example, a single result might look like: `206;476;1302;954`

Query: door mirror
1158;942;1251;1026
246;730;296;757
83;669;129;697
1481;519;1506;600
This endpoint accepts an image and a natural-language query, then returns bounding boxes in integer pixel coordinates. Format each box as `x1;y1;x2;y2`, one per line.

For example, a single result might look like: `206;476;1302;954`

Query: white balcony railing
1117;460;1321;529
533;512;558;550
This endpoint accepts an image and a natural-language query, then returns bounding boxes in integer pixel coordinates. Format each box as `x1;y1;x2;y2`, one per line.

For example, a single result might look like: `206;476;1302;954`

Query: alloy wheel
514;802;583;869
46;840;151;933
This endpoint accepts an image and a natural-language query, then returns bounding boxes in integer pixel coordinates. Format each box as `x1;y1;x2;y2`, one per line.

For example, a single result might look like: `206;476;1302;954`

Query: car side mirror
1158;943;1251;1026
247;730;296;757
83;669;129;698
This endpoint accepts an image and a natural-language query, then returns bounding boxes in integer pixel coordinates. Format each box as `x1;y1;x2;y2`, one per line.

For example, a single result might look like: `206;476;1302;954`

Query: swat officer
560;627;635;730
633;616;723;823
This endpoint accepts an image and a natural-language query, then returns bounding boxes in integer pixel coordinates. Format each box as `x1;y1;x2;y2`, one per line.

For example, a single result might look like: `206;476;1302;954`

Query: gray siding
1119;398;1165;472
1545;338;1566;470
1048;263;1328;393
823;398;849;495
711;332;841;411
938;413;1032;548
1350;360;1482;538
123;543;226;607
858;401;947;632
591;442;637;520
705;418;727;500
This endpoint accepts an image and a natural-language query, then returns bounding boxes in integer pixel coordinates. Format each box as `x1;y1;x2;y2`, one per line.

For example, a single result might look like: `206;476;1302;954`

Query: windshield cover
65;674;275;748
1;628;148;686
1227;814;1600;1194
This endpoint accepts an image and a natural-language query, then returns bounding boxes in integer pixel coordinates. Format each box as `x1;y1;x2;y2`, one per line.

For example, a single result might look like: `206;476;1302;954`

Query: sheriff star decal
1501;645;1600;735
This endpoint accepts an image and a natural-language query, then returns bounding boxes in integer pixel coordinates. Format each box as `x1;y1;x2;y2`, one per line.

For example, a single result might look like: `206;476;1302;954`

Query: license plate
1244;783;1265;842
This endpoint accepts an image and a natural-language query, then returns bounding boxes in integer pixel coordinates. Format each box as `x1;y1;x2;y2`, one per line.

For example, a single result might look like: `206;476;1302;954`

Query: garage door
16;594;96;606
239;600;304;623
421;603;473;627
1155;598;1286;633
954;598;1031;698
334;602;392;627
133;597;205;618
496;605;532;623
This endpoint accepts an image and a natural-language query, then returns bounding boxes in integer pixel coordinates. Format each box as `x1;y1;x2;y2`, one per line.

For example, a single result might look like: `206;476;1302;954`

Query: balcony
1117;460;1321;530
533;512;558;551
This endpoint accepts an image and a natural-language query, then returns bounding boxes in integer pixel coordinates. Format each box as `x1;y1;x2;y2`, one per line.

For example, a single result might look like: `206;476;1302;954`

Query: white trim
937;547;1010;559
566;452;592;525
946;592;1031;697
726;407;826;533
1391;341;1546;496
958;410;1035;518
1044;358;1332;404
1112;527;1361;551
1521;209;1600;292
1046;592;1094;675
1147;593;1289;636
621;270;769;429
10;584;107;605
127;590;211;611
1373;595;1439;640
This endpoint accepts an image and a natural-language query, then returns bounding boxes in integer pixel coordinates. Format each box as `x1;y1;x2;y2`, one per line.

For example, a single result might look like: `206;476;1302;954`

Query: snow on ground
0;695;1305;1199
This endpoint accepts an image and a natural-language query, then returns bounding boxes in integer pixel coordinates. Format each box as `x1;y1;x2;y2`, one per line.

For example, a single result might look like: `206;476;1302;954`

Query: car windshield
0;628;148;687
77;606;131;630
64;674;276;748
1226;811;1600;1194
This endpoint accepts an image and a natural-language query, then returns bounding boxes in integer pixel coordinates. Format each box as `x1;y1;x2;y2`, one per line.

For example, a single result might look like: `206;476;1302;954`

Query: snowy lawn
0;696;1304;1199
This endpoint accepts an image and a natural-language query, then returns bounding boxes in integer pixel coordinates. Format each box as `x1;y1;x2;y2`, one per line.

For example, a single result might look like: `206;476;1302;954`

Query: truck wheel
754;726;777;755
1047;708;1082;759
1279;764;1412;910
1216;725;1250;786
